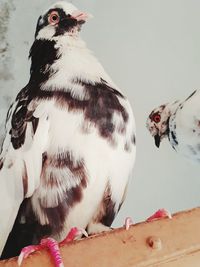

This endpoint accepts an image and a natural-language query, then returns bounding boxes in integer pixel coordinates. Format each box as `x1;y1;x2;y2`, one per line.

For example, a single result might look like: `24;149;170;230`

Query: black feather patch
170;130;178;147
29;39;60;84
1;199;51;259
92;182;116;227
36;79;128;143
9;39;59;150
10;88;38;149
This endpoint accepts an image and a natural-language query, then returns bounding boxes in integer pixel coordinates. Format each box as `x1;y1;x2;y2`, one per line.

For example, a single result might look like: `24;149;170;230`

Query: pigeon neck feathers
29;39;59;86
29;35;117;93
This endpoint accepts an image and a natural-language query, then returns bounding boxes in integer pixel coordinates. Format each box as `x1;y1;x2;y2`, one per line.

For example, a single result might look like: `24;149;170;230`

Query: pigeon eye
152;114;161;123
48;12;60;25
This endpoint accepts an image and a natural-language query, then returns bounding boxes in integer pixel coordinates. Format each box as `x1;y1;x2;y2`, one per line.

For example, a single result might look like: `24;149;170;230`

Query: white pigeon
0;1;136;264
146;89;200;161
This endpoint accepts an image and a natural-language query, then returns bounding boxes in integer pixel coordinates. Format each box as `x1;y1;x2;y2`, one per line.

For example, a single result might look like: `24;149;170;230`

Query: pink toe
65;227;79;242
60;227;88;245
18;245;41;266
124;217;134;230
40;238;63;267
146;209;172;222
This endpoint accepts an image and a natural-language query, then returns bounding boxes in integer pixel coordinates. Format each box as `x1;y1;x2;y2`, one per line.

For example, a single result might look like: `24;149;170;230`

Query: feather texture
1;2;136;258
147;89;200;162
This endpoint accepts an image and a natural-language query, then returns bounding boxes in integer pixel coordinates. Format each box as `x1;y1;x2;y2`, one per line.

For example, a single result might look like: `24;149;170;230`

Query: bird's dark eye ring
48;11;60;25
152;113;161;123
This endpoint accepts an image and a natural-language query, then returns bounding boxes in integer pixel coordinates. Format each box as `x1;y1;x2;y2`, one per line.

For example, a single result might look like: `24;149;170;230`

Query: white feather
0;102;50;255
1;1;136;250
170;90;200;161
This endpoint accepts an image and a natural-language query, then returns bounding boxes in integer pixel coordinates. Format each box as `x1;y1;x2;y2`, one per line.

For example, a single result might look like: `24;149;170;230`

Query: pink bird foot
124;217;134;230
18;227;88;267
146;208;172;222
59;227;88;245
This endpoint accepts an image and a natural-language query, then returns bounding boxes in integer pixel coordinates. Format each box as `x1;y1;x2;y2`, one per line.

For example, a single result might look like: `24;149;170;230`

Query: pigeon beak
71;10;93;22
154;134;161;148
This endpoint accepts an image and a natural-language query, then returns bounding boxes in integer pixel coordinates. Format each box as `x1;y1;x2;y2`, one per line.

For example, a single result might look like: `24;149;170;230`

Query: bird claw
146;208;172;222
60;227;88;245
40;238;64;267
77;228;88;238
123;209;171;231
17;227;88;267
18;245;41;266
18;238;63;267
124;217;134;230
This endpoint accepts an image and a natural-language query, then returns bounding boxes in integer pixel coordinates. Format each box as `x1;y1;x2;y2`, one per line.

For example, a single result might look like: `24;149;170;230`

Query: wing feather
0;86;50;256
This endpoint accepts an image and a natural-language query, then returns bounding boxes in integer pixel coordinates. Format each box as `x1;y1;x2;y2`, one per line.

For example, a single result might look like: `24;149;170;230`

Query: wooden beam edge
1;207;200;267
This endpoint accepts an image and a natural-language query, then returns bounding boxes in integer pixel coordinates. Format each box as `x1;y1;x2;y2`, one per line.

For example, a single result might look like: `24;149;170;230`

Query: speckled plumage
1;1;136;259
146;89;200;162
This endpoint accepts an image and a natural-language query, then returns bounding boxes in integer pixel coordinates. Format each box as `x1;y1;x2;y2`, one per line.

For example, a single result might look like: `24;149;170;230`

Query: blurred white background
1;0;200;226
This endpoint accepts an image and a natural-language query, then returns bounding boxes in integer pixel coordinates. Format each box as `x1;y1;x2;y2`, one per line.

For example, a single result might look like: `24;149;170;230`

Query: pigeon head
146;104;170;148
34;1;91;40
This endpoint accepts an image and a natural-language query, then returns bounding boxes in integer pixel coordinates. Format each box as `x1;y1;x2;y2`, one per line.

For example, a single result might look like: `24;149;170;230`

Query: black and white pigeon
0;1;136;264
146;89;200;160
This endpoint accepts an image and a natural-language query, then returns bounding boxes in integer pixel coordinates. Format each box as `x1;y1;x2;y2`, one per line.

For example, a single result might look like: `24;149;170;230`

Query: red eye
48;11;60;25
152;113;161;123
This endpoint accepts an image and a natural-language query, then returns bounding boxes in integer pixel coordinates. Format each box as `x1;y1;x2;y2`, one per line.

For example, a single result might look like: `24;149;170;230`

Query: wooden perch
1;207;200;267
